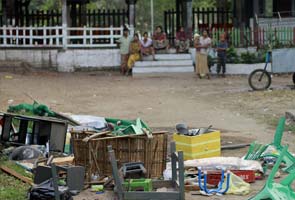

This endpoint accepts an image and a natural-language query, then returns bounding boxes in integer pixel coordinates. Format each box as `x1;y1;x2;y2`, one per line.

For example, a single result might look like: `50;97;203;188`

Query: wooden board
0;165;33;185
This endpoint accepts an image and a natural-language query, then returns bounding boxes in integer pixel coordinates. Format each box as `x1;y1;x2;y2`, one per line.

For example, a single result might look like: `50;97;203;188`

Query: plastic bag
208;48;217;59
222;172;250;195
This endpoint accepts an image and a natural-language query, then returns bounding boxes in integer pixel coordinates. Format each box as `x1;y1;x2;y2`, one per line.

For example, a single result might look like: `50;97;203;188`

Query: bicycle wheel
248;69;272;90
292;73;295;85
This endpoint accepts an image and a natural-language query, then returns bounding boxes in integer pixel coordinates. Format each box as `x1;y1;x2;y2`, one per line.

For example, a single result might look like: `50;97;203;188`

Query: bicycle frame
259;51;272;81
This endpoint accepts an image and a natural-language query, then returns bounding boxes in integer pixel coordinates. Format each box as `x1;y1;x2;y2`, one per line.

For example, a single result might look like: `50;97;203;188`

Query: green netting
7;101;56;117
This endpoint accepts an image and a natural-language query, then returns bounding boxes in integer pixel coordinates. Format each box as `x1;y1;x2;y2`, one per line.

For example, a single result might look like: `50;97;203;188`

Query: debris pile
1;101;295;200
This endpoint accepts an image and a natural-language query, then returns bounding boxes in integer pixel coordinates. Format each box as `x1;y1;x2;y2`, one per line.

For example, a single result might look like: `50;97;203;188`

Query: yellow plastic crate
173;130;221;160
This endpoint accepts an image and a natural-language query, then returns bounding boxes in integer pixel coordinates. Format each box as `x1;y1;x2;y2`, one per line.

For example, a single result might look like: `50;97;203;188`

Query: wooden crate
71;131;168;182
173;130;221;160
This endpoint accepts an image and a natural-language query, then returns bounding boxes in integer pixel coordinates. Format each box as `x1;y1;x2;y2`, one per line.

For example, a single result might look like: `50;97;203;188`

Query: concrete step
135;59;193;67
142;54;192;61
133;65;194;74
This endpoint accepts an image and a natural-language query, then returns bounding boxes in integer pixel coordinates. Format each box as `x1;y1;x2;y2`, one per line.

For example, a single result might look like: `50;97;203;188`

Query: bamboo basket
71;131;168;182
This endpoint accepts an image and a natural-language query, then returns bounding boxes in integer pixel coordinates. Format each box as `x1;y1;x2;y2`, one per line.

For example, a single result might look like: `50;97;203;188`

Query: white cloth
199;36;211;54
140;38;153;48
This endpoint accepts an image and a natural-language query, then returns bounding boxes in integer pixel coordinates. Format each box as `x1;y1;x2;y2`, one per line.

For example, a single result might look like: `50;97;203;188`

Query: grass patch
263;115;295;133
0;156;31;200
0;172;29;200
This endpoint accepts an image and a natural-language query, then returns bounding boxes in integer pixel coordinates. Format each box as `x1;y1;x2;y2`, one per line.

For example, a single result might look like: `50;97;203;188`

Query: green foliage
226;46;240;63
226;47;266;64
240;51;258;64
192;0;216;8
29;0;61;10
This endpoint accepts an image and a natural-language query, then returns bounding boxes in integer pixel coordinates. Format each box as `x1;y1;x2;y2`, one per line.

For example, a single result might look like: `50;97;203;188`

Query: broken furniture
249;146;295;200
71;130;167;182
121;162;147;179
108;142;185;200
245;117;295;173
34;165;85;192
0;112;68;153
173;129;221;160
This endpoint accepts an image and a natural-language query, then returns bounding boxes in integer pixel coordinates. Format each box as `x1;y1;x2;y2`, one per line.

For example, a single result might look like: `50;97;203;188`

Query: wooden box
173;130;221;160
71;131;168;182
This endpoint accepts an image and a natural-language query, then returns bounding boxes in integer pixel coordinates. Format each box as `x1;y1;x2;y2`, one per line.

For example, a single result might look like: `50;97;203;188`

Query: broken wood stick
0;165;34;185
82;131;110;142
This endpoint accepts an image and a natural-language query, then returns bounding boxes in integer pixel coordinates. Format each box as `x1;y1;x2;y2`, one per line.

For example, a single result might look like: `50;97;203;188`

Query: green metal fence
210;27;295;47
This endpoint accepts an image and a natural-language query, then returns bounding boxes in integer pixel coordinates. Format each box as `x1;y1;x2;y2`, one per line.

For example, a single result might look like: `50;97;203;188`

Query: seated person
153;26;169;51
126;34;141;76
175;26;190;53
140;32;156;61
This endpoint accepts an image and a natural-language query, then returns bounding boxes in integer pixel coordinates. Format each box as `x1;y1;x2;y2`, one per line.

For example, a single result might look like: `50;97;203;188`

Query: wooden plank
0;166;33;185
82;131;110;142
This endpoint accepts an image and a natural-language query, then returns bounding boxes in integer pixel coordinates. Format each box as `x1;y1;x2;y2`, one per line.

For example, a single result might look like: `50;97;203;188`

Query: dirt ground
0;71;295;200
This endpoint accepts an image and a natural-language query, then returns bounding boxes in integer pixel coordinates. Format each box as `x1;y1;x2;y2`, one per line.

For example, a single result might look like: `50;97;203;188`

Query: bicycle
248;50;295;90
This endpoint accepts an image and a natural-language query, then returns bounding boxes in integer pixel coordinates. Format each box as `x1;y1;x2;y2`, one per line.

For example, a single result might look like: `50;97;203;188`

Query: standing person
126;34;141;76
141;32;157;61
195;30;211;79
175;26;190;53
216;34;228;77
117;27;131;75
153;26;169;51
194;33;200;73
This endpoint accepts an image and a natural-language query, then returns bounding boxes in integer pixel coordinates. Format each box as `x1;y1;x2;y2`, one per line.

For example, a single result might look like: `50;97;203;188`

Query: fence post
293;27;295;44
62;0;68;49
56;26;59;46
83;26;87;45
43;26;46;45
110;26;114;45
90;27;93;45
29;26;33;46
3;25;7;46
15;27;18;45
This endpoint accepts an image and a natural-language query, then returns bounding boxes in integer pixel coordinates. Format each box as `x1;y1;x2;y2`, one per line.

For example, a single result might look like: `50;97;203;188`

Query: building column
292;0;295;17
62;0;68;49
234;0;246;28
264;0;273;17
2;0;7;26
176;0;181;30
126;0;137;29
184;0;193;38
81;3;87;26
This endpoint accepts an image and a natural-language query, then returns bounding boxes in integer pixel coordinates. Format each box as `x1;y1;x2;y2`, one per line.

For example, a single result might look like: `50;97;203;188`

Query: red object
207;170;256;186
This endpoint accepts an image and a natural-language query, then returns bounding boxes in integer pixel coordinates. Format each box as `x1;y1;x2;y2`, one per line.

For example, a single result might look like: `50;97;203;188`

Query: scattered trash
198;168;230;196
69;115;107;130
184;157;264;172
9;146;44;161
91;185;104;192
222;172;250;195
4;75;13;79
